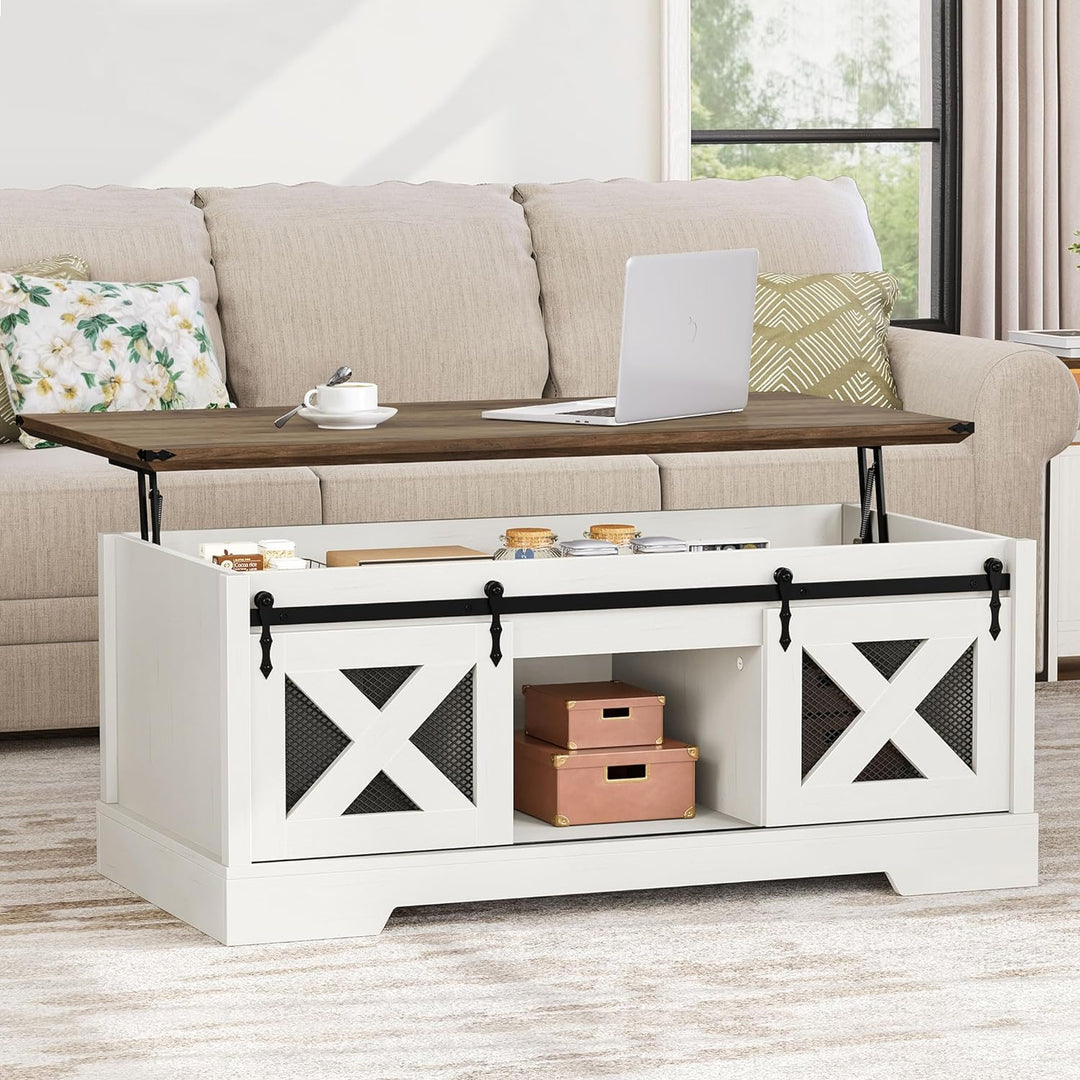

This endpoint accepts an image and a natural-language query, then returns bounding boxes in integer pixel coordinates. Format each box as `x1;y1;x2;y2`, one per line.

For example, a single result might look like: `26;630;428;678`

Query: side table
1048;440;1080;679
1007;332;1080;679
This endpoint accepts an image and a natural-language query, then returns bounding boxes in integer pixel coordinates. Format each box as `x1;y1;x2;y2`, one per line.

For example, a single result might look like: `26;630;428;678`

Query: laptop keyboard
565;406;616;417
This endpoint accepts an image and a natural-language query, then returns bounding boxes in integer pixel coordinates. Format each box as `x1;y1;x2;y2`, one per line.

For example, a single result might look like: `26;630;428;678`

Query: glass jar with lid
585;523;641;554
493;527;564;561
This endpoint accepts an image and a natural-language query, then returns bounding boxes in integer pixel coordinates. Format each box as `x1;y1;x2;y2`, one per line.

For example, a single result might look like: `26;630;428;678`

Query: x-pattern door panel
251;622;512;860
765;598;1011;825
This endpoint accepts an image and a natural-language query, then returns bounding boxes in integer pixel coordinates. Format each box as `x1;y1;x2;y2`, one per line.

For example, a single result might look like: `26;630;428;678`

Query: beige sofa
1;177;1076;732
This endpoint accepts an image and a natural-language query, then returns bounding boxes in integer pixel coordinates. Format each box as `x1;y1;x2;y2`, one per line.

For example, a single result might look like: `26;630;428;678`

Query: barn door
251;622;512;860
764;598;1010;826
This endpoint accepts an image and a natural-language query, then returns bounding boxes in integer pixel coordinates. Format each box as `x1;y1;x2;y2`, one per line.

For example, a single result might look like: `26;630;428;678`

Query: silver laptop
482;248;758;426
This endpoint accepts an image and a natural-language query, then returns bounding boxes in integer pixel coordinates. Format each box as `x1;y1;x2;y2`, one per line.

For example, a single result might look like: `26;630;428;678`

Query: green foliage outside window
691;0;922;318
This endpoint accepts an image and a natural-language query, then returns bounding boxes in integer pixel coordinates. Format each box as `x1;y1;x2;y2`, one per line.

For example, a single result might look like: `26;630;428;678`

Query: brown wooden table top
17;394;974;472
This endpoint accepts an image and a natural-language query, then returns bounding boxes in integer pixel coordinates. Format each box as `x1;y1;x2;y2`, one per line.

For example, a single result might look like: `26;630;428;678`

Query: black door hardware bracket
484;580;505;666
774;567;796;651
136;448;176;462
984;558;1004;639
254;590;276;678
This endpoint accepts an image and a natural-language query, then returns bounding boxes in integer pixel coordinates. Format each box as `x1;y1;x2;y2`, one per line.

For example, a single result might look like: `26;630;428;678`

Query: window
690;0;960;330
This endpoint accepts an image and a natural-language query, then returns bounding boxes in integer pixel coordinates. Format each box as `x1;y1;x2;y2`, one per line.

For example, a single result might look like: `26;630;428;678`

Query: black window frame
690;0;961;334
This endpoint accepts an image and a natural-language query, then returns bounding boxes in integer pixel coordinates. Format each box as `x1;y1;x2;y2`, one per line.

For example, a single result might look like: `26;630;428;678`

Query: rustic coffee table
19;393;974;544
22;393;1040;948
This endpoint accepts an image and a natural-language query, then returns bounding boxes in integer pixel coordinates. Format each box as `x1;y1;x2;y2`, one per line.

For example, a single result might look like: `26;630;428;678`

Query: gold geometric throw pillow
0;255;90;443
750;272;902;409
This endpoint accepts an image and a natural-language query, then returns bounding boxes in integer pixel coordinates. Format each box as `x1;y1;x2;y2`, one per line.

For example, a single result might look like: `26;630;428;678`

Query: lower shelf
512;806;754;844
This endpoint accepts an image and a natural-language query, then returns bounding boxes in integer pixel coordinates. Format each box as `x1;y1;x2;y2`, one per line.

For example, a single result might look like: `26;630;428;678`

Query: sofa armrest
888;326;1079;467
888;326;1078;670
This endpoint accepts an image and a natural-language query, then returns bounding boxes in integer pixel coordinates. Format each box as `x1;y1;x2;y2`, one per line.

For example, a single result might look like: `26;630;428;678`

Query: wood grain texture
16;393;973;472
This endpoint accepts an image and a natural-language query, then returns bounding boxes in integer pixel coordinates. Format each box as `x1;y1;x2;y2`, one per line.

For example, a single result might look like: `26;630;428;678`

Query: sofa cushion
0;597;96;646
0;187;225;374
197;182;550;409
0;641;98;731
0;444;323;600
314;456;662;525
515;177;882;398
652;444;977;533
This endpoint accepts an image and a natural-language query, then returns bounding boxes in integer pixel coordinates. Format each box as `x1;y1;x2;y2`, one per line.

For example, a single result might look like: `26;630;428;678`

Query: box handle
602;706;631;719
605;763;648;783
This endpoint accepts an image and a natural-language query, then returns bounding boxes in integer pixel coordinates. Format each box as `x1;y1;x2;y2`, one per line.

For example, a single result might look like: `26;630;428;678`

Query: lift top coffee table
19;392;974;544
26;392;1039;948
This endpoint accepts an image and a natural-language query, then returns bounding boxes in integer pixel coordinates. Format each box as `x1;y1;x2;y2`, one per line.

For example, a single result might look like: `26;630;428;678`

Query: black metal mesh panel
284;662;477;818
344;772;419;814
917;643;974;768
410;669;475;802
284;677;351;813
802;647;927;783
855;639;922;680
854;741;924;782
342;666;417;709
803;636;975;786
801;652;860;778
855;638;974;769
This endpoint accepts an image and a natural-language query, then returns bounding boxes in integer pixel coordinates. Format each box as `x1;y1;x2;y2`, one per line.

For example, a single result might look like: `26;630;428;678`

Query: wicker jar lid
588;523;638;543
504;526;556;548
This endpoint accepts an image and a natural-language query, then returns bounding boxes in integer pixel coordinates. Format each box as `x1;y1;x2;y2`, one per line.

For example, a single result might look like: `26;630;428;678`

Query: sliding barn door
250;623;512;860
765;598;1011;826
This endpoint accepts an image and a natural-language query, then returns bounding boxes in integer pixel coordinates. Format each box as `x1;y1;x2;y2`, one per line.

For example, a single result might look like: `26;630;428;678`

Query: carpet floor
2;684;1078;1080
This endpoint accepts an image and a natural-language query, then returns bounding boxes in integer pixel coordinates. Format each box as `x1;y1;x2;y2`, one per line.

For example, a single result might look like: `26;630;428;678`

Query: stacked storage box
514;681;698;827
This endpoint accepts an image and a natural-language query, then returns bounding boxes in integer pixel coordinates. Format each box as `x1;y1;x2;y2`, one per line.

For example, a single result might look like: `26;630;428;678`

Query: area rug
2;684;1078;1079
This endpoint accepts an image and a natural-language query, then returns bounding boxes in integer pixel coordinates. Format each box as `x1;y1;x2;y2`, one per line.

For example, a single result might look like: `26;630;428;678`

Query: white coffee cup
304;381;378;414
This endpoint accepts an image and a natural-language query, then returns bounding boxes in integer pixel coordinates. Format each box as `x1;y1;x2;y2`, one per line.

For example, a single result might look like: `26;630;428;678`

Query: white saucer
297;405;397;430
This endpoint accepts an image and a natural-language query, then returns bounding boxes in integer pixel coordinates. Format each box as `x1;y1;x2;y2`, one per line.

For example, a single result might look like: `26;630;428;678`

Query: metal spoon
274;366;353;428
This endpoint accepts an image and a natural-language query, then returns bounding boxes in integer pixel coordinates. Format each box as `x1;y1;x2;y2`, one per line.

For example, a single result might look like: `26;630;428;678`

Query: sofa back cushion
197;182;550;408
0;186;225;374
515;177;883;397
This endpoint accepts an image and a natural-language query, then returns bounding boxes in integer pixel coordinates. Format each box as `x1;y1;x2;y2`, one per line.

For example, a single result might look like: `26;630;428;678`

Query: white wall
0;0;663;189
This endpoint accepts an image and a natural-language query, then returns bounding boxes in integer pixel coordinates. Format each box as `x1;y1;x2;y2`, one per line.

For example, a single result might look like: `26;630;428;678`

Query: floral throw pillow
0;255;91;444
0;273;232;448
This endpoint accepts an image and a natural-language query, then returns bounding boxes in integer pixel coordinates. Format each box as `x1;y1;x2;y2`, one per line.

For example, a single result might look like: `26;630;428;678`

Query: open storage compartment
512;646;763;842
